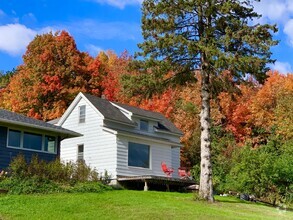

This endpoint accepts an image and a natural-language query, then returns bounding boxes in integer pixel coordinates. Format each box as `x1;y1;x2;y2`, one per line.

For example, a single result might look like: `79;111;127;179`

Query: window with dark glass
45;136;56;153
77;144;84;161
79;105;86;123
128;142;150;168
8;129;21;147
140;120;148;131
23;132;42;151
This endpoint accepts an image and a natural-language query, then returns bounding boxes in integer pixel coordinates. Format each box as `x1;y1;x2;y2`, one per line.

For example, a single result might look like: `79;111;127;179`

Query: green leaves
138;0;277;81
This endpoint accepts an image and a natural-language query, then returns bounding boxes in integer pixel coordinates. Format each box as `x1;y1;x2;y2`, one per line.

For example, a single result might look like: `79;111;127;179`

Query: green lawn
0;190;291;220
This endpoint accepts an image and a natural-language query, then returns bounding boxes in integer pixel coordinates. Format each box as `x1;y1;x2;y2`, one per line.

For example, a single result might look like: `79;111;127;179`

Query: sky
0;0;293;74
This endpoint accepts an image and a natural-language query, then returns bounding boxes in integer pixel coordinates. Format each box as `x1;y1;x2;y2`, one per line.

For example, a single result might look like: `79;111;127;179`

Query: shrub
225;140;293;206
2;155;111;195
0;177;62;194
67;182;112;193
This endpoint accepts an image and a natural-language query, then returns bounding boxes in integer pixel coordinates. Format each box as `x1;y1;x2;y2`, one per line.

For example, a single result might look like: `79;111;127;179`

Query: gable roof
82;93;135;126
0;109;80;138
81;93;182;135
113;102;183;135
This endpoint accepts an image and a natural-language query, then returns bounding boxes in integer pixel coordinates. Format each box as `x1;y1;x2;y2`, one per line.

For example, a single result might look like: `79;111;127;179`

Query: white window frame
79;105;86;124
77;144;84;161
6;128;57;154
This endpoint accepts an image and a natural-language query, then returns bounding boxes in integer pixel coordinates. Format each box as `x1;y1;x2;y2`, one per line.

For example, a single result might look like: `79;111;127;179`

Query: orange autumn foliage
1;31;97;120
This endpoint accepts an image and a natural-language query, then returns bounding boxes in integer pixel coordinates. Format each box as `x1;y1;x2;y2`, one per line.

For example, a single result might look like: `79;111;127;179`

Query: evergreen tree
136;0;278;201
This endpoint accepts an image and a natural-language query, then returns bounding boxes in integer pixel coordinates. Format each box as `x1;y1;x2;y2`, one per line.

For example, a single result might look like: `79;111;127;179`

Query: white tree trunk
198;70;214;202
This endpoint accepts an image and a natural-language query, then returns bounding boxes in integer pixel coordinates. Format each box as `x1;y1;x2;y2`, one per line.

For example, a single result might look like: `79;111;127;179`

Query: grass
0;190;292;220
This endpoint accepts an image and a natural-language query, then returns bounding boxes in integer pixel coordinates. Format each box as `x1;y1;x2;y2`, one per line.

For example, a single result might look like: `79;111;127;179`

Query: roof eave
104;118;136;127
154;127;183;137
113;129;182;147
0;118;81;138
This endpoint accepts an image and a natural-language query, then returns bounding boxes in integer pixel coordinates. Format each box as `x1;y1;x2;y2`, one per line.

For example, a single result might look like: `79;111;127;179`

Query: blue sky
0;0;293;74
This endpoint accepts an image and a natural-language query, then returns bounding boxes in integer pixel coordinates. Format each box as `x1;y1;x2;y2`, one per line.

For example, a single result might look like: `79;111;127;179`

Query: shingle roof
82;93;182;135
0;109;80;137
113;102;183;135
82;93;135;126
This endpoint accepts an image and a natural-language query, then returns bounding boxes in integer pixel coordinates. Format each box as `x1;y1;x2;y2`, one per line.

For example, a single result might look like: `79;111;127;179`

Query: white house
54;92;183;181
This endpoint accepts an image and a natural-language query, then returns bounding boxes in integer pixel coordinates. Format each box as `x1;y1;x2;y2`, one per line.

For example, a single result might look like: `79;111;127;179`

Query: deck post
166;184;170;192
144;181;148;191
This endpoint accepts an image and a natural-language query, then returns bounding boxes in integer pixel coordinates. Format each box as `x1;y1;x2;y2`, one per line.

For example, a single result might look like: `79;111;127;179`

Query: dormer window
140;119;148;131
79;105;86;123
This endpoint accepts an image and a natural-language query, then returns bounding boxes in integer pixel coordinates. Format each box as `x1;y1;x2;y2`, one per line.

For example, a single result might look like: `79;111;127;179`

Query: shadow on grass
216;197;293;212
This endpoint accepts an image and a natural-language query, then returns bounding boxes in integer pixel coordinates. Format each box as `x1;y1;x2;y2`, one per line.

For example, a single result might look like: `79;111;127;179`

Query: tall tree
1;31;97;120
136;0;277;201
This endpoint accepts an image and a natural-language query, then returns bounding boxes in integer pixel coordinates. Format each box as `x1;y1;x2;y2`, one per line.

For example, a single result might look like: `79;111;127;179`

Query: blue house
0;109;80;169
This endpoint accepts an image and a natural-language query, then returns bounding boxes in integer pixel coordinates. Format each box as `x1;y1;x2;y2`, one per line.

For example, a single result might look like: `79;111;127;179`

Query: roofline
104;118;136;127
103;126;182;147
154;127;183;136
112;102;161;121
110;102;133;117
58;92;105;126
0;118;81;138
118;132;182;147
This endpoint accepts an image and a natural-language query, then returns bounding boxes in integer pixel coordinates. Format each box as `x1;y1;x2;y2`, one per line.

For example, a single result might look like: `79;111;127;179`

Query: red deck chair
178;167;191;179
161;162;174;177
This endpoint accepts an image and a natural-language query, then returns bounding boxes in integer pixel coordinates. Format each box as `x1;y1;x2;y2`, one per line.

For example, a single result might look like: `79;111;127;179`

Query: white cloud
0;23;56;56
283;19;293;46
0;23;36;56
270;61;292;74
253;0;288;24
85;44;104;56
92;0;142;9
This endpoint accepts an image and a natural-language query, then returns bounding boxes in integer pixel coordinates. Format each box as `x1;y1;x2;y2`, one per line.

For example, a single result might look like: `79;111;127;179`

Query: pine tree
137;0;278;201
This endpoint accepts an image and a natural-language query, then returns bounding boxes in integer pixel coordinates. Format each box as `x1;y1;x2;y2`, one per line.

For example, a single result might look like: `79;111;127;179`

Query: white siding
116;135;175;177
59;94;182;180
171;147;180;178
60;98;117;178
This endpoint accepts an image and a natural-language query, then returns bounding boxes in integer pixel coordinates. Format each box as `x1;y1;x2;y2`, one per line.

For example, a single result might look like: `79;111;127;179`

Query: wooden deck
117;175;196;191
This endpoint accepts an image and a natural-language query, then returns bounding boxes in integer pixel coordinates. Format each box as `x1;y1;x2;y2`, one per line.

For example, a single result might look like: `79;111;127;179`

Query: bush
224;140;293;206
1;155;112;195
0;177;62;194
67;182;112;193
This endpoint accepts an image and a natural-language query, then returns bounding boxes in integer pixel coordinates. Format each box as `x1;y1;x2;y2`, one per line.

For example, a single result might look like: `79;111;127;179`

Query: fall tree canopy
130;0;278;201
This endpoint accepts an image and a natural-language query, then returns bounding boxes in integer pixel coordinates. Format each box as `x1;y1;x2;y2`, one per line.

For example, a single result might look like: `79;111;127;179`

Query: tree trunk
198;69;214;202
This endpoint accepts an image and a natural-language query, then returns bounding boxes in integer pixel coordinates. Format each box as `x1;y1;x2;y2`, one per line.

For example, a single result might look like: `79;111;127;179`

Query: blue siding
0;126;60;170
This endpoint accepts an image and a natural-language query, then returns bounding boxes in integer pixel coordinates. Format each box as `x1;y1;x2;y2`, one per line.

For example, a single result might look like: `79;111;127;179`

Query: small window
45;136;56;153
128;142;150;168
79;105;86;123
140;120;148;131
77;144;84;161
8;129;21;147
23;132;42;151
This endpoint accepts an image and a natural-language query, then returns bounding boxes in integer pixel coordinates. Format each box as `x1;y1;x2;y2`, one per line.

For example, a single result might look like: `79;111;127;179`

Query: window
77;144;84;161
79;105;86;123
8;130;21;147
44;136;56;153
140;120;148;131
128;142;150;168
7;129;57;154
23;132;42;151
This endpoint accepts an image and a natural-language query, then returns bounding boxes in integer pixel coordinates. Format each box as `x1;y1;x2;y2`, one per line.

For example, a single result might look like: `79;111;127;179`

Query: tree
1;31;96;120
136;0;277;201
0;69;16;88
